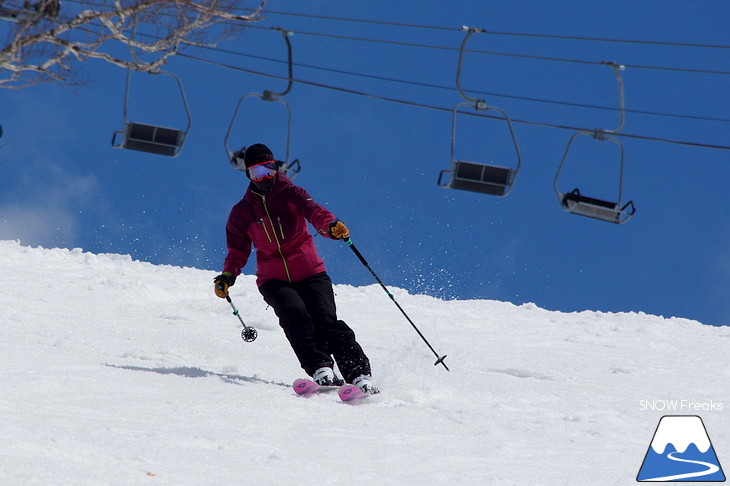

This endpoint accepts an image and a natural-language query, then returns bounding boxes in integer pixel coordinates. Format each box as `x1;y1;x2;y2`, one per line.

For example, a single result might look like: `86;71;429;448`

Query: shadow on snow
104;363;290;388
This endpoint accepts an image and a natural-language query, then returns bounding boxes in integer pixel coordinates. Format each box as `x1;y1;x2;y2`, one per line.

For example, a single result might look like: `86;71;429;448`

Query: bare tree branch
0;0;265;88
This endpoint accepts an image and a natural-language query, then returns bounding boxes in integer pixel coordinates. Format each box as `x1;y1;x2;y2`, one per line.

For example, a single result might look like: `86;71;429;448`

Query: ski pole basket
111;69;191;157
438;26;523;197
554;62;635;224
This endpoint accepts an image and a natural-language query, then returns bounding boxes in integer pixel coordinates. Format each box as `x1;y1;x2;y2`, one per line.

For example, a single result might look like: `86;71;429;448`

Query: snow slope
1;240;728;485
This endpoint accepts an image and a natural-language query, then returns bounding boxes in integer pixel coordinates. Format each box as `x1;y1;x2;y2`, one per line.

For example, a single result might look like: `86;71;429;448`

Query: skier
214;143;378;394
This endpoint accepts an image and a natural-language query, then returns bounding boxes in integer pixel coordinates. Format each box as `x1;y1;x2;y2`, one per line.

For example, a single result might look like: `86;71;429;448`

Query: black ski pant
258;272;371;383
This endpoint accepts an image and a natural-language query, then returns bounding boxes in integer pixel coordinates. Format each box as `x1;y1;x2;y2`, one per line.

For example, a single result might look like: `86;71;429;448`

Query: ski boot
312;367;345;387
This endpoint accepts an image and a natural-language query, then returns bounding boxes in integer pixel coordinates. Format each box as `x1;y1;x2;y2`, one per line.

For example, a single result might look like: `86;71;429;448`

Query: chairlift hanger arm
600;61;626;134
263;27;294;100
224;27;296;166
455;26;487;110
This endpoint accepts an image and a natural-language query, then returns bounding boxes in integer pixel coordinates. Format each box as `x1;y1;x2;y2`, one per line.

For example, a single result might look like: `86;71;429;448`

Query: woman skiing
214;143;377;394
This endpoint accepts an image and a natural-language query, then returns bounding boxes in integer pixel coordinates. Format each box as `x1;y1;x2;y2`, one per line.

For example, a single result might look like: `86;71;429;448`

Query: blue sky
2;1;729;326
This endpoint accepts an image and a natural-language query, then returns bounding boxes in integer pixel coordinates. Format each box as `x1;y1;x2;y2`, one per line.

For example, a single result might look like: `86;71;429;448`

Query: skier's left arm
291;186;349;240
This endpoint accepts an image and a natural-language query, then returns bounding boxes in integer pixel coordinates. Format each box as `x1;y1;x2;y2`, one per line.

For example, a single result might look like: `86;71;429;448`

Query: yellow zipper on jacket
277;216;285;240
257;193;292;283
258;218;272;243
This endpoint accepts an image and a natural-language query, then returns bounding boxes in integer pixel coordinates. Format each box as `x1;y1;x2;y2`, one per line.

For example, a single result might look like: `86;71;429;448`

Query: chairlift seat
440;160;515;196
560;188;635;224
114;122;185;157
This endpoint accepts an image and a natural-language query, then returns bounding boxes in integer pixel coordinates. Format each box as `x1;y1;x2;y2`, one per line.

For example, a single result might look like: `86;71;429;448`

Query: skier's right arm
216;206;252;297
213;272;235;298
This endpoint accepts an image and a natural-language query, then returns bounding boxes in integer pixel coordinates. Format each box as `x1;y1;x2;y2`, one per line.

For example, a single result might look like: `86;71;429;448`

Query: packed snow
1;240;728;485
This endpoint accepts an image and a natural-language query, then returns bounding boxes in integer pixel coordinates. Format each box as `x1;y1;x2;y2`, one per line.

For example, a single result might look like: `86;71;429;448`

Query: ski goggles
248;161;278;181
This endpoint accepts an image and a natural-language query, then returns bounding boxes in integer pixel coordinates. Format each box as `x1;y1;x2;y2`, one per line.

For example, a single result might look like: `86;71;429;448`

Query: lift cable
57;0;730;73
187;41;730;124
242;24;730;76
176;51;730;152
59;0;730;50
246;9;730;50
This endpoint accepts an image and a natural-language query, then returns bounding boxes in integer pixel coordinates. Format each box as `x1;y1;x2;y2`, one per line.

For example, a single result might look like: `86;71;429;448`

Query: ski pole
224;294;258;342
344;238;449;371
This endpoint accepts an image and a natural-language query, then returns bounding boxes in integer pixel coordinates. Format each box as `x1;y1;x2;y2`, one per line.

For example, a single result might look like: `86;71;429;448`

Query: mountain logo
637;415;726;482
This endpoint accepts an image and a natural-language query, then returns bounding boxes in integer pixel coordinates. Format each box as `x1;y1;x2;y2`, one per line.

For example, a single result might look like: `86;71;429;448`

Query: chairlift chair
111;69;192;157
438;27;523;197
224;28;301;179
224;92;296;173
554;63;636;224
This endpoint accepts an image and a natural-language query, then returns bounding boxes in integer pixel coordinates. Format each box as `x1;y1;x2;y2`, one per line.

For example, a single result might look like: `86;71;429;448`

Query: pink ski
338;384;367;402
294;379;376;402
293;378;322;395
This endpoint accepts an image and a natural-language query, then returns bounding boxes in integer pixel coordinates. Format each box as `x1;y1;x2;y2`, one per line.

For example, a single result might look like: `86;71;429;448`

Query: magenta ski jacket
223;174;338;286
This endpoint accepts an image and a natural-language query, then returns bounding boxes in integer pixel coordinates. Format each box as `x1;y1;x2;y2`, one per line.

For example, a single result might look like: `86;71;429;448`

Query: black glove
214;272;236;298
